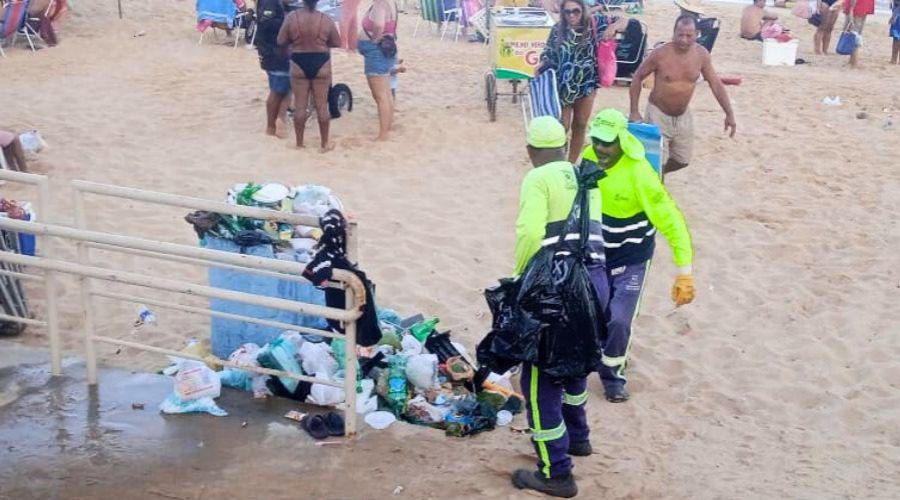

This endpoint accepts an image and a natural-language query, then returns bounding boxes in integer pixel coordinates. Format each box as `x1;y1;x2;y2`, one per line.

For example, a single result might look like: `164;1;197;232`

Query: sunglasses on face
562;8;582;16
592;137;617;147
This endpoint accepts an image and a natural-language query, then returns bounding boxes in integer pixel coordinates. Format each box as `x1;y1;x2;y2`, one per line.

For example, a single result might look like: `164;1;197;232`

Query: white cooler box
762;39;799;66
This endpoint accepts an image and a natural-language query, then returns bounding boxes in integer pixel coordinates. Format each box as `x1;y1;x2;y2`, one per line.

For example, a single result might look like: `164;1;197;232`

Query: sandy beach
1;0;899;498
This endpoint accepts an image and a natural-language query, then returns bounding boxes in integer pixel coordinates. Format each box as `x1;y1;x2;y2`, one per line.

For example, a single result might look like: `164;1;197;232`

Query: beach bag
378;34;398;58
591;15;618;87
808;12;823;27
836;28;860;55
791;0;812;19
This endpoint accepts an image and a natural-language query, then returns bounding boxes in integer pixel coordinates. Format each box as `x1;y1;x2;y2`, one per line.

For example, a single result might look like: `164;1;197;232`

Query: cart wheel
485;73;497;122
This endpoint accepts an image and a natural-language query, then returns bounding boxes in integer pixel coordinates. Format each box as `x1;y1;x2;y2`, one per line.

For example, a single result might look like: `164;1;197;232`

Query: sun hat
527;116;567;149
674;0;705;15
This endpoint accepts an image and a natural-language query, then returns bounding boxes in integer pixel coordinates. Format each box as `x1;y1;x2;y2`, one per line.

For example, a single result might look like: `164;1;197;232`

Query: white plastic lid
364;411;397;430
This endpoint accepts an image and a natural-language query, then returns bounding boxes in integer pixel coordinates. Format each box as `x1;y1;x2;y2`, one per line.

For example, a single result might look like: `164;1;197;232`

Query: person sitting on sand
741;0;779;41
510;116;608;499
1;130;29;173
277;0;342;152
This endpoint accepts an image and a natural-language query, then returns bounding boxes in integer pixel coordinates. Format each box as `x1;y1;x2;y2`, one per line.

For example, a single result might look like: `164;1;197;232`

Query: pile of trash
184;182;343;263
159;311;523;438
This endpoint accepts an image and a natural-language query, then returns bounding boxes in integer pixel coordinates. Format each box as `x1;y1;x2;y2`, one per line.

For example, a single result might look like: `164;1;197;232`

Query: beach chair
467;7;489;44
597;0;641;13
440;0;462;42
522;69;561;127
197;0;252;48
697;17;720;54
614;19;647;84
1;0;37;56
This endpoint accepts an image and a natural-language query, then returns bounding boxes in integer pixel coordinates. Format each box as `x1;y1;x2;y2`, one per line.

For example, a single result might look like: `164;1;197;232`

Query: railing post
343;283;358;437
36;177;62;376
72;189;99;385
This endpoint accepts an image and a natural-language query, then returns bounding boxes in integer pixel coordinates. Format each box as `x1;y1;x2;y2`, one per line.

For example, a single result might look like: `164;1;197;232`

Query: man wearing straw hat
510;116;609;498
580;108;695;403
628;14;736;174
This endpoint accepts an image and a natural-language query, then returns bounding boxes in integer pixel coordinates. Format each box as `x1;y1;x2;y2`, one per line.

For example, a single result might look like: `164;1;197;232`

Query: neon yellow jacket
514;161;604;275
581;146;693;270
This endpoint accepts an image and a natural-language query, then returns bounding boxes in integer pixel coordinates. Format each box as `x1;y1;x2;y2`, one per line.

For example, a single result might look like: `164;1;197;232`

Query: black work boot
512;469;578;498
604;385;630;403
567;440;593;457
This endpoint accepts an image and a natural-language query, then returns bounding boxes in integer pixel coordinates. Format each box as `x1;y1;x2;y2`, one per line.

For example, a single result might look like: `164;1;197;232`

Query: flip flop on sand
302;414;329;440
324;412;345;436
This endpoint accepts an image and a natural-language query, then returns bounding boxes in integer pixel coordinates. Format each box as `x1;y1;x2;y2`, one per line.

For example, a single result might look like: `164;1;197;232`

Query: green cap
589;108;646;160
589;108;628;142
527;116;567;149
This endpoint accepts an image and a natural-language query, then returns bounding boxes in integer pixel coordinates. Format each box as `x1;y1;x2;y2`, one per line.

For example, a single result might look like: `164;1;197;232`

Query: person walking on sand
277;0;342;152
257;0;293;138
358;0;398;141
510;116;609;498
579;108;695;403
537;0;628;164
628;15;736;174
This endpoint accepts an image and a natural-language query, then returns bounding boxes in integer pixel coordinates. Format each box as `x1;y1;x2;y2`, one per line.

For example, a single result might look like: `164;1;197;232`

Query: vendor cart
484;6;554;122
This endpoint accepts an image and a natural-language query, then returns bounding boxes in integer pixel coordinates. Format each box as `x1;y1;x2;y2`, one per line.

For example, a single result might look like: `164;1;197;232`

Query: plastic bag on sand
257;337;303;393
405;354;439;390
405;395;448;424
356;378;378;414
175;360;221;400
307;373;345;405
299;341;338;377
219;343;269;396
18;130;48;155
292;185;343;217
160;394;228;417
401;334;423;356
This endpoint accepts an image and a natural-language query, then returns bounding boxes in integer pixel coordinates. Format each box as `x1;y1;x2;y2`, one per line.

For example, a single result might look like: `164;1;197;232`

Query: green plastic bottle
409;317;439;342
387;355;409;415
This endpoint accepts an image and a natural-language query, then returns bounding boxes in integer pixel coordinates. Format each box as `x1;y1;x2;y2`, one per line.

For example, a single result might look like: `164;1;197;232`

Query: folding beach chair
597;0;641;13
440;0;462;41
197;0;252;48
697;17;720;54
522;69;561;127
1;0;37;56
614;19;647;84
628;122;662;177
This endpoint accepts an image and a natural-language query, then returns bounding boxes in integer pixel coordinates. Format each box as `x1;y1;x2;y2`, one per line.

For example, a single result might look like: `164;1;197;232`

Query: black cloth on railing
302;209;382;347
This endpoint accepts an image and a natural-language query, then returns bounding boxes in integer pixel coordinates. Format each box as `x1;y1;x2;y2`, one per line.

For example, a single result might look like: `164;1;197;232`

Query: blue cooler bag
836;30;859;55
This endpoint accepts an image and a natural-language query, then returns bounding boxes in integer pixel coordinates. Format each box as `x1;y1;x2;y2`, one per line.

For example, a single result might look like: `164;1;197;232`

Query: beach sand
1;0;899;498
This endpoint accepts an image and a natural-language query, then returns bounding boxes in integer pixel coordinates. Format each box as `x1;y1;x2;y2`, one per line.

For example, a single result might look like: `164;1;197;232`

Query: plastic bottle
387;355;409;415
409;317;439;342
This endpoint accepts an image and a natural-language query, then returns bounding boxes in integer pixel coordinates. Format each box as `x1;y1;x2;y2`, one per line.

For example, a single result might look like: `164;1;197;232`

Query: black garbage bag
477;164;607;381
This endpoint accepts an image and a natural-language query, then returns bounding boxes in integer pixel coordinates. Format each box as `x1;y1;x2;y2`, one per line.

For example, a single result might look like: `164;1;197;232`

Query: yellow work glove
671;274;695;307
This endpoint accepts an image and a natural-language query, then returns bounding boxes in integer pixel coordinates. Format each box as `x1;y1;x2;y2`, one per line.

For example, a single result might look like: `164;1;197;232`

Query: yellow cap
527;116;567;149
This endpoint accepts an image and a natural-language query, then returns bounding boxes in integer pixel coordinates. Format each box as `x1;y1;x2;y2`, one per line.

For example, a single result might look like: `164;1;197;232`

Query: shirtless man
740;0;779;41
629;15;736;174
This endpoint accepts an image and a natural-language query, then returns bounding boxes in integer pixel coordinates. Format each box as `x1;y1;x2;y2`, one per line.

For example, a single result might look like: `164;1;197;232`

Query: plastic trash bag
405;395;449;425
218;343;269;397
401;334;424;356
159;394;228;417
478;164;607;381
174;360;221;400
405;354;439;390
257;336;304;393
18;130;47;155
307;373;345;405
298;341;338;377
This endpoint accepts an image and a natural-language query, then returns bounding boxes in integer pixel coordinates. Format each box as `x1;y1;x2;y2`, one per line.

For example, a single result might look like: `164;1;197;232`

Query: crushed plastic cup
134;305;156;327
364;411;397;430
496;410;513;426
822;96;842;106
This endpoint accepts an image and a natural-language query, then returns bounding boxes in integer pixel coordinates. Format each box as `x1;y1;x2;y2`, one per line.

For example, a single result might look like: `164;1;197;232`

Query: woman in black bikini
277;0;342;152
814;0;841;54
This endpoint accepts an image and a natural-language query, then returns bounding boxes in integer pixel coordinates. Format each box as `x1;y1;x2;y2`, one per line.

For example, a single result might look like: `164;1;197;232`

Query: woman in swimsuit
538;0;627;163
277;0;342;152
358;0;397;141
814;0;842;54
340;0;361;51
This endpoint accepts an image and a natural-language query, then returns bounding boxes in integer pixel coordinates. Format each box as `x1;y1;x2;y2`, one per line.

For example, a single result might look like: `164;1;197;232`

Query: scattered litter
510;425;531;434
197;441;204;448
496;410;513;426
241;421;248;428
284;410;308;422
856;111;868;119
365;411;397;430
159;394;227;416
133;305;157;328
822;96;842;106
314;440;346;447
392;486;404;495
133;30;146;37
883;116;894;130
131;403;145;410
